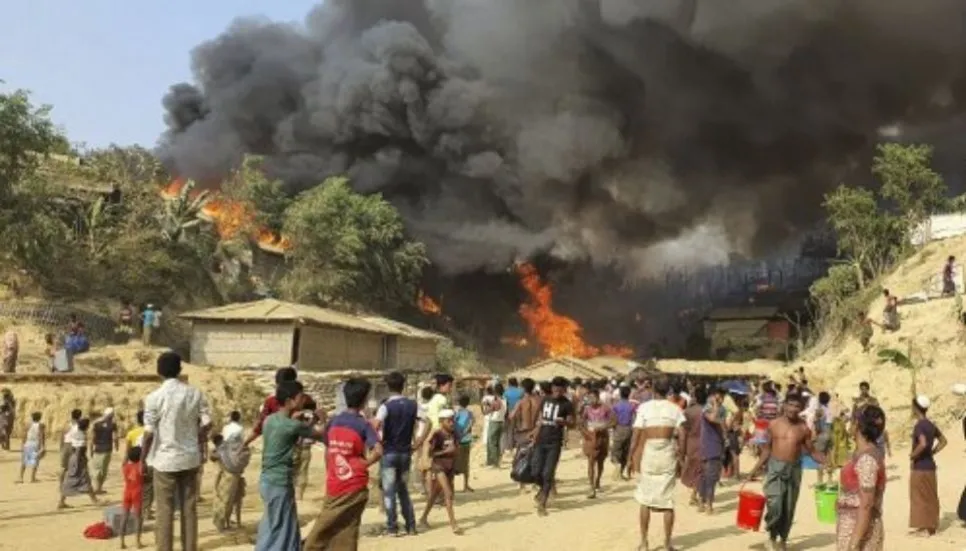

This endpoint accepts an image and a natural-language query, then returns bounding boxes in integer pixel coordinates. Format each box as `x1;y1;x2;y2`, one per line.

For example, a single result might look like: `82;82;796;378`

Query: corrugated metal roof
360;316;447;342
179;298;398;335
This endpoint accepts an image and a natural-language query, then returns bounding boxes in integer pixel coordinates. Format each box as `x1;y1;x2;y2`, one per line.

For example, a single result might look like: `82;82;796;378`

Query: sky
0;0;319;149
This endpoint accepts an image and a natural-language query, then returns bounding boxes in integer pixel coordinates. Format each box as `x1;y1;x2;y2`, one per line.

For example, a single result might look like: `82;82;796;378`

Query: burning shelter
701;289;810;361
180;299;443;371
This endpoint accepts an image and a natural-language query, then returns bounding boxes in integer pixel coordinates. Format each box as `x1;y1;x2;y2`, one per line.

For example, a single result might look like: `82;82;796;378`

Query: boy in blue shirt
453;394;475;492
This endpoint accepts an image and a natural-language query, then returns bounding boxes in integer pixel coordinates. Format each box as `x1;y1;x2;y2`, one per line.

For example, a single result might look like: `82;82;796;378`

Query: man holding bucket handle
629;377;686;551
748;392;825;551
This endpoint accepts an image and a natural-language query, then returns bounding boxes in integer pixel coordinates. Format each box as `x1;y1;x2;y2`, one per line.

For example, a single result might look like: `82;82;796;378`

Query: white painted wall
911;213;966;245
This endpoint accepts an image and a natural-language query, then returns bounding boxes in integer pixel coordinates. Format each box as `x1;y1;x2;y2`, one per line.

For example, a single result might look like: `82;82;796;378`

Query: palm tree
158;179;209;243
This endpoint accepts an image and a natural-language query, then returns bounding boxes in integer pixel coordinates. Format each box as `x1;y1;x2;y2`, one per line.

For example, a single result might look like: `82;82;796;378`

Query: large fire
416;290;442;315
161;178;290;252
516;263;633;359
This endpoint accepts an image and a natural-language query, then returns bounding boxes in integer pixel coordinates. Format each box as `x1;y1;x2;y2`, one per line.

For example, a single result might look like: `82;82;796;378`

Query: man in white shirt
58;408;82;485
142;352;211;551
221;410;244;442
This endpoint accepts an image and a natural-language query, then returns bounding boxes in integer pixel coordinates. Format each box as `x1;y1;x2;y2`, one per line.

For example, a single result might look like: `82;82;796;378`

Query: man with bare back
749;393;825;551
629;377;686;551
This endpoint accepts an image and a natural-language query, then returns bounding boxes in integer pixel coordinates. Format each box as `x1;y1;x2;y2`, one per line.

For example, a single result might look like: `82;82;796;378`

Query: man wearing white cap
910;395;947;536
90;407;118;494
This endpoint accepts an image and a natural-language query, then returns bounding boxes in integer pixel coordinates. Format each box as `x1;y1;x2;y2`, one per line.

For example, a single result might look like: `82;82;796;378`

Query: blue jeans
381;452;416;534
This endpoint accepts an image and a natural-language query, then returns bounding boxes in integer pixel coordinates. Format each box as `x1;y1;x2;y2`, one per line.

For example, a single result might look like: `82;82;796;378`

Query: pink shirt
583;405;612;429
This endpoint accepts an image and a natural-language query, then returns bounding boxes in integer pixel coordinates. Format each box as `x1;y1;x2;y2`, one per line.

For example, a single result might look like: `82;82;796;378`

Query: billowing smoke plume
159;0;966;277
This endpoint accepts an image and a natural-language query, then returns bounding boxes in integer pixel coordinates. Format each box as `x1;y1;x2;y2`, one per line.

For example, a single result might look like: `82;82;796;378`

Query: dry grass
0;324;264;438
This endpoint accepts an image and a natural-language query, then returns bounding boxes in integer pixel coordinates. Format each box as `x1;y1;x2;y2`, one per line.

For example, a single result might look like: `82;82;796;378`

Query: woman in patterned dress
835;404;886;551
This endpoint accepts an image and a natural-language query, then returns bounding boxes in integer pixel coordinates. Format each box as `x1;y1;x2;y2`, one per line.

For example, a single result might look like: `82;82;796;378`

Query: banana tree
158;179;209;243
83;195;109;258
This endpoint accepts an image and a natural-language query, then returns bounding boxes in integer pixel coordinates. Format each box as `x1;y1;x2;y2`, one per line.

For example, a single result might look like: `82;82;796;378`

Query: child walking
419;409;462;535
581;388;614;499
19;411;45;484
119;446;144;549
211;433;250;531
454;395;475;492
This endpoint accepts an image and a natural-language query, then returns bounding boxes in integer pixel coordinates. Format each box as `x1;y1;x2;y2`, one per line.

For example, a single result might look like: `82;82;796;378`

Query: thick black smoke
159;0;966;278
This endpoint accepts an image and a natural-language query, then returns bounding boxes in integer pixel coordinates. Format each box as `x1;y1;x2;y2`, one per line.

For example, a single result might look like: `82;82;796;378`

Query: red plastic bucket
736;484;766;531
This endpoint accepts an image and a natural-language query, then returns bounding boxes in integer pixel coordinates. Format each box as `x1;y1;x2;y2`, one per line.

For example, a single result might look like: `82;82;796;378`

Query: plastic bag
510;445;537;484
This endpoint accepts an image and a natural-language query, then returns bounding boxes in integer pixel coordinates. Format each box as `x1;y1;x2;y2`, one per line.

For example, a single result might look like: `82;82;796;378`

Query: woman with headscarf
835;404;887;550
679;385;707;506
2;330;18;373
909;395;947;536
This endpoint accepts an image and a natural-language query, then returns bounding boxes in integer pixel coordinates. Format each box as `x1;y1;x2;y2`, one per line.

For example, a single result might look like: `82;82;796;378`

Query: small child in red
120;446;144;549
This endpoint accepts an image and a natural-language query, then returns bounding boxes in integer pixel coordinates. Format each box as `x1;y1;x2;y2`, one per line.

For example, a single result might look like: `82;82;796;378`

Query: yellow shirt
425;393;449;431
126;426;145;448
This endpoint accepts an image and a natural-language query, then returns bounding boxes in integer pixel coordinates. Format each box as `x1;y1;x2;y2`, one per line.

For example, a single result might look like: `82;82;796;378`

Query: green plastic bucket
815;484;838;524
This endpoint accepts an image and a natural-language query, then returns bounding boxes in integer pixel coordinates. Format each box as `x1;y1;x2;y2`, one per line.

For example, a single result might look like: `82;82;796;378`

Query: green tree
811;143;944;345
823;185;905;288
81;145;168;189
873;143;946;231
0;87;64;198
281;176;429;312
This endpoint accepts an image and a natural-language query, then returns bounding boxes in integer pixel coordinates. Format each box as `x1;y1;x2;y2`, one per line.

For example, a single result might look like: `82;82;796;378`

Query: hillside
798;235;966;437
0;322;264;438
655;235;966;440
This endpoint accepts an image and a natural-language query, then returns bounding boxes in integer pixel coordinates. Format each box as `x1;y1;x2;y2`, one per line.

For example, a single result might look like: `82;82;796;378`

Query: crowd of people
473;370;955;551
0;354;960;551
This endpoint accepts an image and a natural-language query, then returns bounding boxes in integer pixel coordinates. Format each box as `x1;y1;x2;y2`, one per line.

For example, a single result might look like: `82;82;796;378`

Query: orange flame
515;263;633;359
161;178;290;251
417;290;442;315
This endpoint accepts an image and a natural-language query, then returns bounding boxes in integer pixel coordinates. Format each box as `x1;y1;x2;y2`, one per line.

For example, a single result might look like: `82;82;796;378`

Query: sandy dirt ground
0;438;963;551
2;217;966;551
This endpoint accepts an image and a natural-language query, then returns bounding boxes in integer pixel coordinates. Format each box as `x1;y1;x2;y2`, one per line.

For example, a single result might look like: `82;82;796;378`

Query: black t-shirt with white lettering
536;396;574;446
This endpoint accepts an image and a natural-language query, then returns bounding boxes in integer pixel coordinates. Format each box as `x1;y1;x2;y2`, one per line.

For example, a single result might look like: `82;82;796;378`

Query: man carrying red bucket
751;382;781;458
747;393;826;551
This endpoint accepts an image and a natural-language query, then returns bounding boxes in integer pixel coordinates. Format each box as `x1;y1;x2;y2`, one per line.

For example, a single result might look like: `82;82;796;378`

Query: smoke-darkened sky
160;0;966;278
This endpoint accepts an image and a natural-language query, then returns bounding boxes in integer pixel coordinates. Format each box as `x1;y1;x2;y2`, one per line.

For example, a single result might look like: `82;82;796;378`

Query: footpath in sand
0;440;963;550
